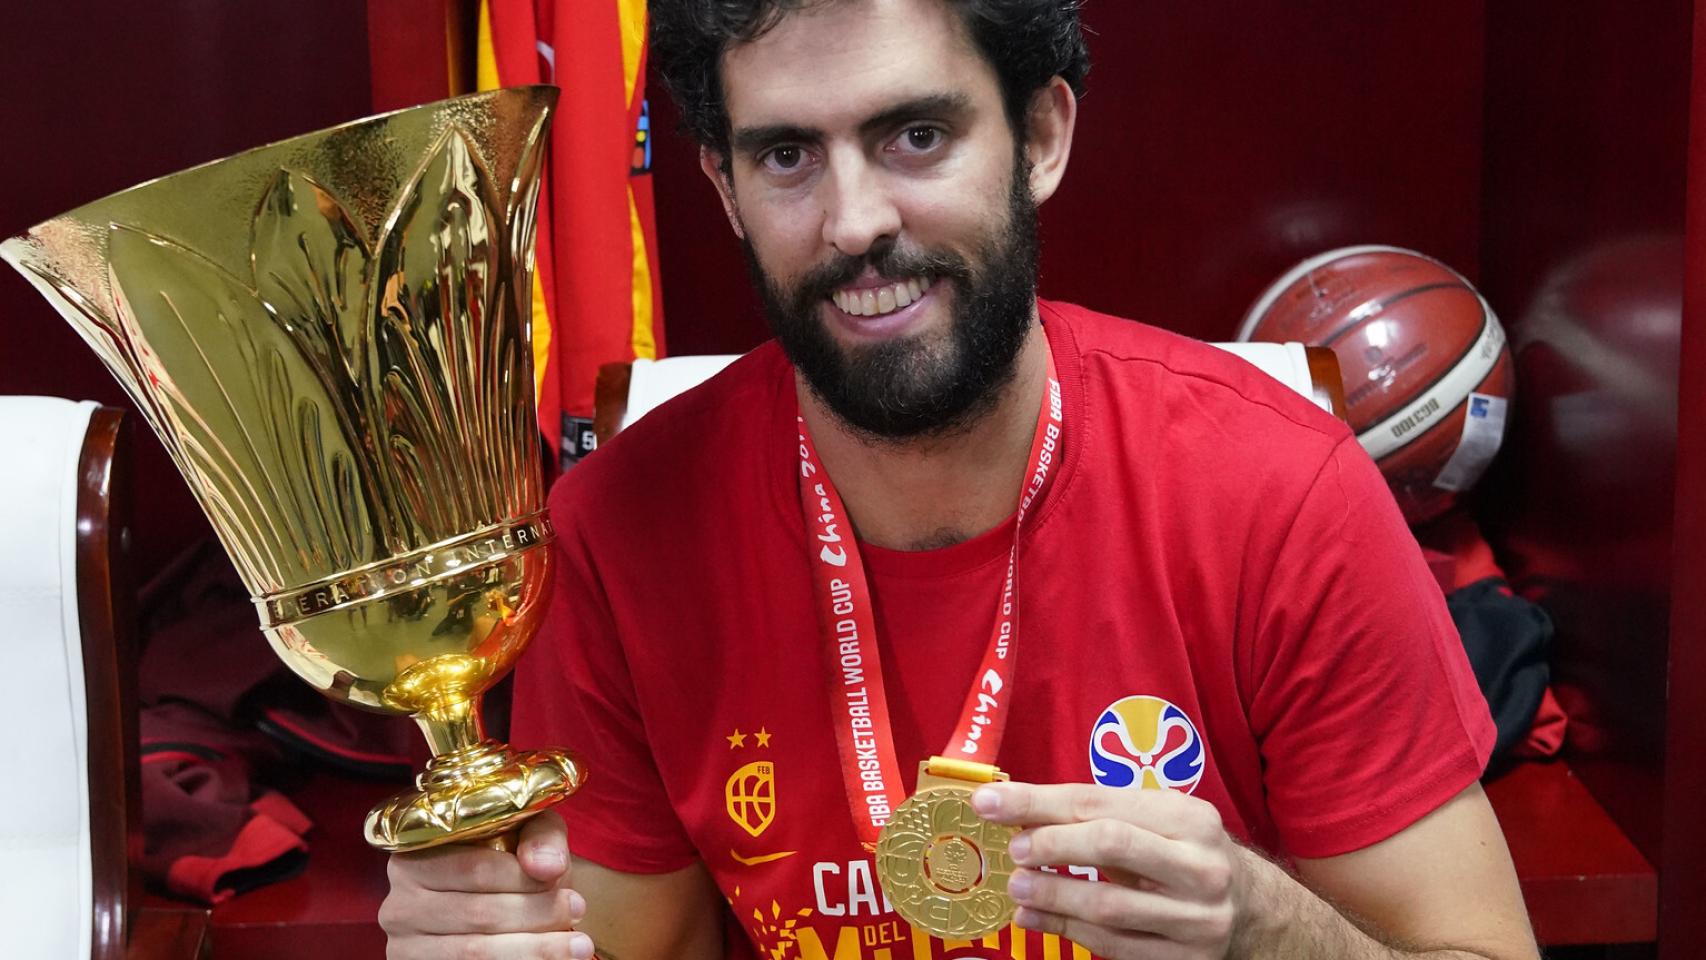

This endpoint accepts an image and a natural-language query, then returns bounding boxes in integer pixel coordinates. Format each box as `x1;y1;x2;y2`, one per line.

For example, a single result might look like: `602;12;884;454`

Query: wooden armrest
1302;345;1348;422
594;361;634;448
77;407;141;960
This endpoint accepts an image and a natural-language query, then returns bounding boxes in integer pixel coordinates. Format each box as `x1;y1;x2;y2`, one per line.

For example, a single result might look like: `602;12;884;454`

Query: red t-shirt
512;300;1495;960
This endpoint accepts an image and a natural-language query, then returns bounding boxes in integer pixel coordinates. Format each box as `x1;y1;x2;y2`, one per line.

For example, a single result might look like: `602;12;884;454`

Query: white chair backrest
1211;341;1335;416
620;356;746;432
618;341;1332;433
0;396;99;959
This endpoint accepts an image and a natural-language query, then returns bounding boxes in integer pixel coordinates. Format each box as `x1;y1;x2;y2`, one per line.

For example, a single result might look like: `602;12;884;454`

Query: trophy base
363;740;586;852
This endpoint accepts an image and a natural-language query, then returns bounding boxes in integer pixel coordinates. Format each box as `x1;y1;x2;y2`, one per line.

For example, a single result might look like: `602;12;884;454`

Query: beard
742;157;1040;441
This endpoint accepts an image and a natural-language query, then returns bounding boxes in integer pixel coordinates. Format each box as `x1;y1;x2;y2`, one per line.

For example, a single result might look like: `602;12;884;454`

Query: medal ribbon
799;353;1064;845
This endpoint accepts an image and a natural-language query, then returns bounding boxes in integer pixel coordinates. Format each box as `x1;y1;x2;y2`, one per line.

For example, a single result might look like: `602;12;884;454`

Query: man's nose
820;156;901;258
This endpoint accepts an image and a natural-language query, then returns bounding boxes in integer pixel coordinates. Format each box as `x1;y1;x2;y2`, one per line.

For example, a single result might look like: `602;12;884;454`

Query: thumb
516;808;570;883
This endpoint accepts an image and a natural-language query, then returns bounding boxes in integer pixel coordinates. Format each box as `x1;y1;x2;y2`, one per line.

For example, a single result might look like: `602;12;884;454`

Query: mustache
786;244;974;312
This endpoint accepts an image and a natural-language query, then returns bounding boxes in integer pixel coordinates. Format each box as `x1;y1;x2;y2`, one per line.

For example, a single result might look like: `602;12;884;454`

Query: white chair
1211;341;1346;421
592;341;1346;444
0;397;137;960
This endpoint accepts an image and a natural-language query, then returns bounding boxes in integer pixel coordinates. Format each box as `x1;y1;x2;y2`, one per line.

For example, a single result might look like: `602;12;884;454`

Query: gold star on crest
755;727;773;748
727;728;746;748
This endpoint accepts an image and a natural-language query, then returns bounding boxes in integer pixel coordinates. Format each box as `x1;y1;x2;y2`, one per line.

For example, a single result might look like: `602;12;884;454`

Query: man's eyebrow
731;123;822;157
856;93;974;138
729;93;975;157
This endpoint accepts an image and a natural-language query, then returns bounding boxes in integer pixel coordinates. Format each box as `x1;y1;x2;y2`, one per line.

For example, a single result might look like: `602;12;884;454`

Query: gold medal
875;759;1018;940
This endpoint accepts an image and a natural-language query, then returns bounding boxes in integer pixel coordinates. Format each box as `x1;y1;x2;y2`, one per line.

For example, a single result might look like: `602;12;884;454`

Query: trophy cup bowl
1;86;584;851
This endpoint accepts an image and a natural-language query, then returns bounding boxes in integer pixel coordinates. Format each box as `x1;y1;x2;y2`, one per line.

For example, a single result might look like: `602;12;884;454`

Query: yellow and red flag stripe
476;0;664;467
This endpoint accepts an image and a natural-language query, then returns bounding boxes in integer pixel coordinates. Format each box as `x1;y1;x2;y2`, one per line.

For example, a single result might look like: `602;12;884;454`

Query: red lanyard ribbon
798;353;1064;844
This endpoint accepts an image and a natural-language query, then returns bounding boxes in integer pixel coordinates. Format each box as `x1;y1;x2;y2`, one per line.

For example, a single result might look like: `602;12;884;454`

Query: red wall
1663;1;1706;954
652;2;1487;354
0;4;373;572
1476;0;1692;868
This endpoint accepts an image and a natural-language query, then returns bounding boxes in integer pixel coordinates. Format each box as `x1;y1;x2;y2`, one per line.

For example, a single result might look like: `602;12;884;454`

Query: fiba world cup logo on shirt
1089;695;1205;793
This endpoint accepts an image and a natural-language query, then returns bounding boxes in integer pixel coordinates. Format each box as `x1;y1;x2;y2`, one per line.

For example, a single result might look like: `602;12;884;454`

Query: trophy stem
363;692;586;852
414;696;488;757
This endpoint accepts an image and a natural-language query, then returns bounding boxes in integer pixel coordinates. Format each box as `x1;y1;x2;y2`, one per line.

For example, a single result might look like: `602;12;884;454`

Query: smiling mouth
829;275;934;317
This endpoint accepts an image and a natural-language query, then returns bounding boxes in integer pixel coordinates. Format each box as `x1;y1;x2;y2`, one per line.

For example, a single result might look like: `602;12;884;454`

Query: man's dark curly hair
650;0;1089;157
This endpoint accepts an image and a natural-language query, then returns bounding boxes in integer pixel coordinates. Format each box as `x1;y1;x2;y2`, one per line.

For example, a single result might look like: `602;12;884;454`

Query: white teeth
831;276;931;318
829;277;934;318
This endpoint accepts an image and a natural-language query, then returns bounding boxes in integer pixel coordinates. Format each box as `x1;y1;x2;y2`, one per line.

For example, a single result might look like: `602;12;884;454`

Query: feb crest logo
726;760;776;837
1089;695;1205;793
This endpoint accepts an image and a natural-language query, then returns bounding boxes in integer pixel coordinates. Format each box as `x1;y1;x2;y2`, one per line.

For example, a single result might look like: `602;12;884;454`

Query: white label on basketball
1356;307;1505;462
1433;393;1509;492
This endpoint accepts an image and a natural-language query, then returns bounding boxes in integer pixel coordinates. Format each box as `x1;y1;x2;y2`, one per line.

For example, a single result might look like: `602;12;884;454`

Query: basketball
1237;245;1514;525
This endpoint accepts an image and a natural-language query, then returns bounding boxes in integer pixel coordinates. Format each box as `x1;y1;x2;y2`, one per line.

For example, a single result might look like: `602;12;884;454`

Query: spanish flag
476;0;664;468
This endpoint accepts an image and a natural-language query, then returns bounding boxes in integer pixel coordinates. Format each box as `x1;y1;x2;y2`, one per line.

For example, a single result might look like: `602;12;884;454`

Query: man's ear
1023;76;1077;206
699;146;746;240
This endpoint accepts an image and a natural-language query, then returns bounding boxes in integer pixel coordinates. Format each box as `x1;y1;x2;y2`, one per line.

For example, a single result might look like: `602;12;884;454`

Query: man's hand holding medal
972;781;1244;959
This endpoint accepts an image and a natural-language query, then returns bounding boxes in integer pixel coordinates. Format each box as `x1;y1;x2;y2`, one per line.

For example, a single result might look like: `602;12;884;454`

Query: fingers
974;783;1240;957
381;812;589;955
379;885;586;936
384;931;596;960
1009;820;1233;901
517;809;571;883
1009;868;1234;950
974;782;1222;842
389;845;555;895
387;811;572;892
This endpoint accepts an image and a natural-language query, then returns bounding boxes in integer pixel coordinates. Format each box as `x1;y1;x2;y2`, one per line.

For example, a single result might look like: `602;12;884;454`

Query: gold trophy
1;86;584;851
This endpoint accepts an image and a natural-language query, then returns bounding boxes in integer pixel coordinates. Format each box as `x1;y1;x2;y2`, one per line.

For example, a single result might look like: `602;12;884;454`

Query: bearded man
381;2;1539;958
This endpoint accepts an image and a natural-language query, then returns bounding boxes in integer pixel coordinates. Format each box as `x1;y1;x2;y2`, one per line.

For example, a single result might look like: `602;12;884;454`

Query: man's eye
905;127;940;151
765;146;804;171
